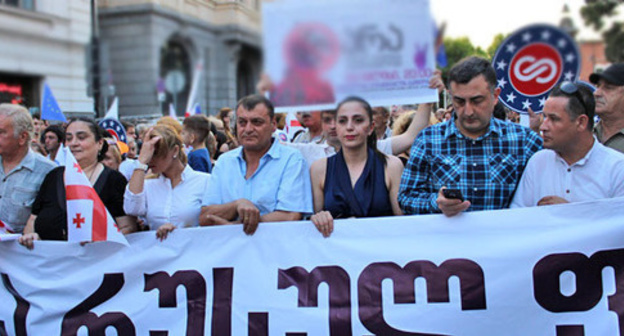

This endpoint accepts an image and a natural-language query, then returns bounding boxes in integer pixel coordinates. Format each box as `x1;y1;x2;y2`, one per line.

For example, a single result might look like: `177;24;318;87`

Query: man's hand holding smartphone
437;187;470;217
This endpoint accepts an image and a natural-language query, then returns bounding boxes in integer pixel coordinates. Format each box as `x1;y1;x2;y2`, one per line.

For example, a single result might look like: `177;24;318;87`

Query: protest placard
263;0;439;112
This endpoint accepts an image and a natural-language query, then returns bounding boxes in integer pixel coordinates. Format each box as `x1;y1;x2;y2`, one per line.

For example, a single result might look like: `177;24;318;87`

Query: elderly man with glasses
511;82;624;207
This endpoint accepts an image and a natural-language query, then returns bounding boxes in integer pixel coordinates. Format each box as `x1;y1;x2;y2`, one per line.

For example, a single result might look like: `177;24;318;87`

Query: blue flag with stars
492;24;580;115
41;83;67;122
98;119;127;144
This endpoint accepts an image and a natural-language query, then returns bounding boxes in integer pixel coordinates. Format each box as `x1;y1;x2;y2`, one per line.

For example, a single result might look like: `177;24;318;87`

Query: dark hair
236;94;275;119
448;56;498;92
493;101;508;121
183;115;211;143
121;120;134;130
32;112;41;120
66;117;108;162
549;82;596;130
219;107;233;121
320;109;337;120
40;124;65;144
335;96;387;165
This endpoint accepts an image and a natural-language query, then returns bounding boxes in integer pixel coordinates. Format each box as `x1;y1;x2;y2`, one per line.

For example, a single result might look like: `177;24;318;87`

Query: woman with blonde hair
156;116;183;135
102;139;123;171
218;107;238;149
124;125;210;240
391;111;417;166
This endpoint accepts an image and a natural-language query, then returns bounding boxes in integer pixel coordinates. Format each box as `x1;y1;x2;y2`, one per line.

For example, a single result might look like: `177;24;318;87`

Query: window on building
237;61;255;100
0;0;35;10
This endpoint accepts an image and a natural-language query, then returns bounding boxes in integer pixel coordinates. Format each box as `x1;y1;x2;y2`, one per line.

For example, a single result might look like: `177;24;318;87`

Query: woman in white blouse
124;125;209;240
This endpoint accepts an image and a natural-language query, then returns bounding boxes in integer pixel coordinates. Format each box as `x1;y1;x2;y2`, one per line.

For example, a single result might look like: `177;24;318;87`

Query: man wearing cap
511;82;624;207
590;63;624;153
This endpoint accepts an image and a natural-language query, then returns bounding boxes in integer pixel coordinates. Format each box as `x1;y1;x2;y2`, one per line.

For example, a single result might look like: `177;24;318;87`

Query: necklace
85;163;100;185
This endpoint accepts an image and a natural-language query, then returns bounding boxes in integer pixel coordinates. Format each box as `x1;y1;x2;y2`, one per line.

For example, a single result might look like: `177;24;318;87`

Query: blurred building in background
98;0;262;119
0;1;93;116
558;4;609;82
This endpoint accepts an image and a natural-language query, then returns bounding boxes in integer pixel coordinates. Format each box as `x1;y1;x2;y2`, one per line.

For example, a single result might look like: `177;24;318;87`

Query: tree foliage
439;37;488;82
581;0;624;62
486;33;507;58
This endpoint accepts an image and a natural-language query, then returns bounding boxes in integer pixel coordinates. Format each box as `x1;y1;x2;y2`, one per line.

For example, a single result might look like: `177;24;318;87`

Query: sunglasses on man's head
559;81;589;114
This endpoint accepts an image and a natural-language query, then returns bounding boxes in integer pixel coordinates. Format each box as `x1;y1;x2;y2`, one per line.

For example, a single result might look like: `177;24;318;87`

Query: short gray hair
0;104;33;141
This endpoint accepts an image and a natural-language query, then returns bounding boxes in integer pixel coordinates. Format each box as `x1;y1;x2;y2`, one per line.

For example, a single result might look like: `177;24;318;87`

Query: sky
430;0;604;49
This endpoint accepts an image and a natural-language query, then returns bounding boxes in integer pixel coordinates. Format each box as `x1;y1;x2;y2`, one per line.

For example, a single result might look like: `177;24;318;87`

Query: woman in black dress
309;97;405;237
19;118;136;248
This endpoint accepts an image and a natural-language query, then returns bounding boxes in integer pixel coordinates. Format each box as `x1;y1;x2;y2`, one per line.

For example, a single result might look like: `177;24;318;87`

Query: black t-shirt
32;165;127;241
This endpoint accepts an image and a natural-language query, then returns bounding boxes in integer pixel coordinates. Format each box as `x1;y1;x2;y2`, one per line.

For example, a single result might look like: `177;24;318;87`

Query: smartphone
442;188;464;202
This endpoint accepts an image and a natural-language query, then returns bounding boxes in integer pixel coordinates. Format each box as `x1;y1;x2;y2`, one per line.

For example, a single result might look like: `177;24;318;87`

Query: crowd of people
1;56;624;247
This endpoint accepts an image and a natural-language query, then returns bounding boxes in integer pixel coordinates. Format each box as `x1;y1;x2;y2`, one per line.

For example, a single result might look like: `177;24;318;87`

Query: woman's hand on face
156;223;176;241
18;233;40;250
138;128;161;165
311;211;334;238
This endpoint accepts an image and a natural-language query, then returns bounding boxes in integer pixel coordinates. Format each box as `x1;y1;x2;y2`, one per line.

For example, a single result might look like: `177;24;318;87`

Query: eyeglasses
560;81;589;114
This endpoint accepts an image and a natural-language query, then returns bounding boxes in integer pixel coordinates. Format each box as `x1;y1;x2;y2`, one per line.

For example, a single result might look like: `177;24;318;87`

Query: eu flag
41;83;67;122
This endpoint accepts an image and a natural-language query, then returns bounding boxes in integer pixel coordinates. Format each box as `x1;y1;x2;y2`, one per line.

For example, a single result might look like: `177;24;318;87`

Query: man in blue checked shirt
398;57;543;216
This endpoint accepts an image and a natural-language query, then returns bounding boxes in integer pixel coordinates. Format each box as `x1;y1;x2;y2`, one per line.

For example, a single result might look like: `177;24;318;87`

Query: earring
173;154;177;159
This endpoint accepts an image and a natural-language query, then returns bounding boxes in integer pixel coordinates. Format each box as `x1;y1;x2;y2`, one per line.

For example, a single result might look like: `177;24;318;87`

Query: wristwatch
134;161;149;172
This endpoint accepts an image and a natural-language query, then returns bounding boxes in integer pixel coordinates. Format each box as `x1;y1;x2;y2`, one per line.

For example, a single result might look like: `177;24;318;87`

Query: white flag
169;103;177;119
104;97;119;120
185;61;203;115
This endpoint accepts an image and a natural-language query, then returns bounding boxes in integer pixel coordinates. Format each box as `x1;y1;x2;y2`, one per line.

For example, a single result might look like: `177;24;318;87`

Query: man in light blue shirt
200;95;312;235
0;104;55;233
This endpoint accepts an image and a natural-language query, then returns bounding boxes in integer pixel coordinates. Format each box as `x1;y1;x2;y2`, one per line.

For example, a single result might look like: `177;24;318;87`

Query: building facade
0;0;93;116
579;40;609;81
98;0;262;120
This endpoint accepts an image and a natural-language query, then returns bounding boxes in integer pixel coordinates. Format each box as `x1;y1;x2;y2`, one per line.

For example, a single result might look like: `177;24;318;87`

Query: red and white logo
510;43;562;97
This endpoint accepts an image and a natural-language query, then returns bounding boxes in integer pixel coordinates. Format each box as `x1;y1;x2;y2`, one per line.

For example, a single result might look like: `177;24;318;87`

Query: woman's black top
32;166;127;241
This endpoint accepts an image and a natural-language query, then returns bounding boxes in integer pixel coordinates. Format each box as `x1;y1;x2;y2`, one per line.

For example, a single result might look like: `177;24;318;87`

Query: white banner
1;198;624;335
263;0;438;112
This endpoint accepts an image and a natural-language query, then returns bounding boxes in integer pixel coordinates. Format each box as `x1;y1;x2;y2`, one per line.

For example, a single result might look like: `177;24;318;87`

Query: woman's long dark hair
335;96;387;165
66;117;108;162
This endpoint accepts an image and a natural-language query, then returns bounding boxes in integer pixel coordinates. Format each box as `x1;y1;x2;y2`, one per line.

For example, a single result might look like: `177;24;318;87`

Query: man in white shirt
511;82;624;208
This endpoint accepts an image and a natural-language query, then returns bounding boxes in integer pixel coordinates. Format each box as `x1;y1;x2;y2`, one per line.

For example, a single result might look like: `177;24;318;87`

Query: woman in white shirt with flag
124;125;210;240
